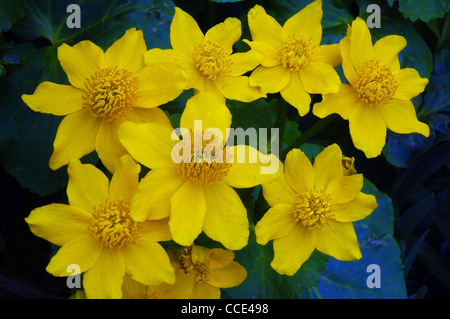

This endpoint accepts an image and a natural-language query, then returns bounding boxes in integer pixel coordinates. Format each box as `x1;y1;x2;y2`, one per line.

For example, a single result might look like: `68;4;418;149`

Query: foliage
0;0;449;299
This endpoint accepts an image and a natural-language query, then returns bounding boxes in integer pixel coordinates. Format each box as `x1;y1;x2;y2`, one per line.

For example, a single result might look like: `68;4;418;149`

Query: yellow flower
22;28;187;172
145;7;265;102
25;155;175;299
313;18;430;158
118;92;283;250
255;144;378;276
147;245;247;299
244;0;341;116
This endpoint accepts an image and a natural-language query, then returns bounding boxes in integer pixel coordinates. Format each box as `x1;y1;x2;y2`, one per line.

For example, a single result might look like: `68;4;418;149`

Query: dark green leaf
399;193;434;240
0;0;26;32
389;0;450;22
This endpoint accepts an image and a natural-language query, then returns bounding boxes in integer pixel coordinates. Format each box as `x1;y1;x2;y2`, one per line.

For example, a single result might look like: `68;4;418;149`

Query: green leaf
399;193;434;240
12;0;175;49
389;0;450;22
315;178;407;298
223;230;329;298
0;0;25;32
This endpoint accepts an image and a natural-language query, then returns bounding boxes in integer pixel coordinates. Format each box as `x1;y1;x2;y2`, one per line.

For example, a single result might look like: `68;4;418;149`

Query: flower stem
281;114;338;160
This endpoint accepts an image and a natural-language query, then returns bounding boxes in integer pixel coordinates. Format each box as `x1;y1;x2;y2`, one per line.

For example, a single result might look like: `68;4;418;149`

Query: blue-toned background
0;0;448;299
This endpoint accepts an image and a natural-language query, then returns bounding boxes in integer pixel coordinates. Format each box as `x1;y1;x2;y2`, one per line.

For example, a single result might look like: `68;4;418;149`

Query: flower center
293;189;334;230
353;59;398;106
88;198;143;248
82;66;139;120
179;247;210;283
279;34;314;71
175;130;232;186
193;41;232;80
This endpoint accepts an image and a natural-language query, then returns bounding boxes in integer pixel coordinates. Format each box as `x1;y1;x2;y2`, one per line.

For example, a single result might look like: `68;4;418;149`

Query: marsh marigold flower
144;7;265;102
146;245;247;299
255;144;378;275
22;28;187;172
25;155;175;299
244;0;341;116
118;92;282;250
313;18;430;158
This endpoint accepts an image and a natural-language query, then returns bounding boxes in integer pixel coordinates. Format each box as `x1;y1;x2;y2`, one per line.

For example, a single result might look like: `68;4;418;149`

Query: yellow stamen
82;66;138;120
293;189;334;230
88;197;143;248
353;59;398;106
279;34;314;71
178;247;210;283
193;41;232;80
175;130;232;186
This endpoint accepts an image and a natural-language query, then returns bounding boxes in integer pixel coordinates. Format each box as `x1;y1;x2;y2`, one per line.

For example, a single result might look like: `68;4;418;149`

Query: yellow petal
171;7;204;57
348;103;387;158
262;173;297;207
315;220;362;260
299;61;341;94
255;204;297;245
22;82;83;115
82;247;125;299
25;203;91;246
311;43;342;67
122;239;175;286
208;261;247;288
349;17;373;70
135;63;187;108
223;145;283;188
339;35;357;85
203;182;249;250
204;17;241;54
243;39;281;67
191;282;221;299
216;75;266;102
118;122;175;169
169;182;206;246
105;28;147;72
313;84;361;120
280;71;311;116
247;5;284;48
228;50;263;76
148;270;195;299
283;0;323;46
130;168;186;221
49;109;101;170
208;249;235;270
271;223;316;276
379;99;430;137
46;235;102;276
248;65;290;94
124;106;172;127
393;68;429;101
312;144;343;190
139;218;172;242
333;192;378;223
325;174;363;204
95;118;128;173
373;35;406;72
108;154;140;202
57;41;106;89
67;157;109;212
180;92;231;140
284;148;314;194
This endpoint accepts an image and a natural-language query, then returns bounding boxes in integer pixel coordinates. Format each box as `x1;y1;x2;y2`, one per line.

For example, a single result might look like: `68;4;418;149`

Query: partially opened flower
25;155;175;299
145;7;265;102
118;92;283;250
147;245;247;299
244;0;341;116
255;144;378;275
313;17;429;158
22;28;187;172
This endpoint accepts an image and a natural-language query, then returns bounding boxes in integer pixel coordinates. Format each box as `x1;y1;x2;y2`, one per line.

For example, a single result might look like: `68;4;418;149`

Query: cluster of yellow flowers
21;0;429;299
